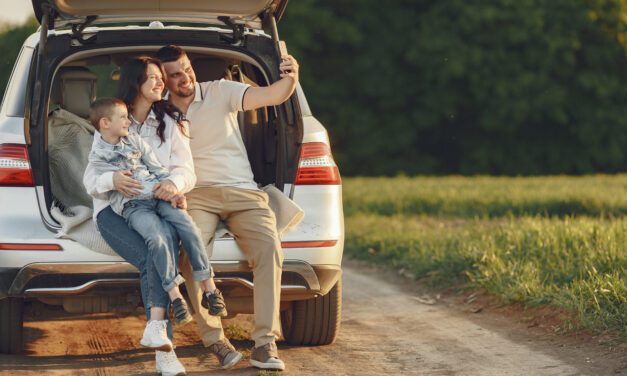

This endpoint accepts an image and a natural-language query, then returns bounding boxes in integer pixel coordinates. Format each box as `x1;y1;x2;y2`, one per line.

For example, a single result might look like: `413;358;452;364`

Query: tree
0;19;38;101
281;0;627;175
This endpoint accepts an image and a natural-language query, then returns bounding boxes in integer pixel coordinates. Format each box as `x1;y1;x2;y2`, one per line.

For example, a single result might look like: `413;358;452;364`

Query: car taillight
294;142;341;185
0;144;34;187
0;243;63;251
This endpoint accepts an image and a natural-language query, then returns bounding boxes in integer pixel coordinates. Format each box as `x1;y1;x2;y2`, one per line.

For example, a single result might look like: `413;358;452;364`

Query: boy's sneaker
156;349;186;376
140;320;173;352
201;289;228;317
249;342;285;371
171;297;193;326
207;338;243;369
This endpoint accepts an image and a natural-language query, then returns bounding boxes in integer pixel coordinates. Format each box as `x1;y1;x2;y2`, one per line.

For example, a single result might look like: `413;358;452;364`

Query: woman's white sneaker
156;350;186;376
140;320;173;352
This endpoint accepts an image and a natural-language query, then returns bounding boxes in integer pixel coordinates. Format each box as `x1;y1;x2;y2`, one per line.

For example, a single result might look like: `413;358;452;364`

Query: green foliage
2;4;627;175
281;0;627;175
343;174;627;217
343;176;627;336
0;19;38;102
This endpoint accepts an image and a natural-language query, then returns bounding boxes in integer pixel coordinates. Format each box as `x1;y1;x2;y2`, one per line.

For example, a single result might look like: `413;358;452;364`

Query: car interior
46;51;277;213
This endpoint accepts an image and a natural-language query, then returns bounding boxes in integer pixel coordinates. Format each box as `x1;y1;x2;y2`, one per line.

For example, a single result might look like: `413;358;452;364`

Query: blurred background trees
281;0;627;175
1;1;626;175
0;18;38;103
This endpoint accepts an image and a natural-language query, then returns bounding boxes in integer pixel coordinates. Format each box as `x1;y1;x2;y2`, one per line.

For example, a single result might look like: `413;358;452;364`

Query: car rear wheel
0;298;24;354
281;277;341;346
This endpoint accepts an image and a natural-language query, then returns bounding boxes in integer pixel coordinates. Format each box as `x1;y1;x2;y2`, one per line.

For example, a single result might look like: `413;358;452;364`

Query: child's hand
171;194;187;210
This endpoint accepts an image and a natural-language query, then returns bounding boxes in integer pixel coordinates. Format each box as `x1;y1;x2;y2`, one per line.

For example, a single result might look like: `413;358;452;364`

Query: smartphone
278;40;290;74
278;40;288;58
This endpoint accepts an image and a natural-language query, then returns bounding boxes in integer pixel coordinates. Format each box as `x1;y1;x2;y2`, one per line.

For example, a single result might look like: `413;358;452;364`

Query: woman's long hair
117;56;187;144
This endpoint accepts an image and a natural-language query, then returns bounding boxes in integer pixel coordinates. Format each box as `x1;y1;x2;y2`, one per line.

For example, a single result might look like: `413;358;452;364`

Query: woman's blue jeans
97;206;177;339
123;199;213;293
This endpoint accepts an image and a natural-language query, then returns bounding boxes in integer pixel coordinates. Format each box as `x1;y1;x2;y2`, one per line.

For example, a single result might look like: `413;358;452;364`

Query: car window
90;63;119;98
1;46;34;117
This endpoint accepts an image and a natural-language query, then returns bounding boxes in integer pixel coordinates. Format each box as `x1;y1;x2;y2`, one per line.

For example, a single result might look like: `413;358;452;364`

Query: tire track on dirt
86;325;114;376
337;266;583;376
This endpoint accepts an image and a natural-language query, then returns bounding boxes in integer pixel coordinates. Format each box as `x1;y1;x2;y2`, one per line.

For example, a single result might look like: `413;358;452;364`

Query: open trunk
27;28;303;228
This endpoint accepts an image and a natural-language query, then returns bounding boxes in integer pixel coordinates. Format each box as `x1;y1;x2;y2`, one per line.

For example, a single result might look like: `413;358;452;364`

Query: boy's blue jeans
96;206;175;339
123;199;213;303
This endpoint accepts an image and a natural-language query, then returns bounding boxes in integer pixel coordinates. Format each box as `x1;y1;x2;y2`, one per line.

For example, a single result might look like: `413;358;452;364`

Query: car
0;0;344;354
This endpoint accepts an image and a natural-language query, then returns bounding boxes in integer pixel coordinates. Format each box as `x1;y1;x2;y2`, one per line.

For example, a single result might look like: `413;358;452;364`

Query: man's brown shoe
207;338;243;369
249;342;285;371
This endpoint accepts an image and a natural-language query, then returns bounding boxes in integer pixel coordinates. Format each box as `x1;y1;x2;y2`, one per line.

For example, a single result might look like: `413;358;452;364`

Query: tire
281;277;341;346
0;298;24;354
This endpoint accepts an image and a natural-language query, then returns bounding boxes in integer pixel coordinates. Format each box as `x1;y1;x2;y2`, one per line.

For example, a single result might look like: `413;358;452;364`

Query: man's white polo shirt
186;79;256;190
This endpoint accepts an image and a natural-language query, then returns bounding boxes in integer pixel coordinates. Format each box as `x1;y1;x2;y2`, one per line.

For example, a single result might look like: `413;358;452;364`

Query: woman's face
139;63;165;103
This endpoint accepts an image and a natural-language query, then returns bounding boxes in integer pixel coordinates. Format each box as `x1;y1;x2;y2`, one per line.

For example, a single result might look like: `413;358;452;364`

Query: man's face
162;54;196;98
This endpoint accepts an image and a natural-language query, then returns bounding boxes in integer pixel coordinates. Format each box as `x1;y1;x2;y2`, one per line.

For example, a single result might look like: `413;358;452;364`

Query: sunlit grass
343;175;627;337
343;175;627;218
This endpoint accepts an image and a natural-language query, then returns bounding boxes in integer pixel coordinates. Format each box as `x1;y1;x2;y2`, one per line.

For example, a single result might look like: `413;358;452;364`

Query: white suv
0;0;344;354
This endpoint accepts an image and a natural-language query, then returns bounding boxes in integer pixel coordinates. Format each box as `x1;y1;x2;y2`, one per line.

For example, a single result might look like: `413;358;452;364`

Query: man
155;45;299;371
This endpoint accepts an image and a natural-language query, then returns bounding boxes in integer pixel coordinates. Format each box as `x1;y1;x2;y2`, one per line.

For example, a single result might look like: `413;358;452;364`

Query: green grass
344;175;627;218
343;175;627;337
256;371;281;376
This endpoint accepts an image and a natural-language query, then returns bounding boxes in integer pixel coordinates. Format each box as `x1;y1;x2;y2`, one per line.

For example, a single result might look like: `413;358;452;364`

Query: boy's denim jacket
87;133;170;216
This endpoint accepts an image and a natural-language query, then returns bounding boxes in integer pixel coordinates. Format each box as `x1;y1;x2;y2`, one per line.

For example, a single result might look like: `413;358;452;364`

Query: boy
85;97;227;345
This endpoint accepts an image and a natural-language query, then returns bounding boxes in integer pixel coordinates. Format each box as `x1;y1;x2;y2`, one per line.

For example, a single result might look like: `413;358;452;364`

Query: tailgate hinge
71;16;98;44
218;16;245;46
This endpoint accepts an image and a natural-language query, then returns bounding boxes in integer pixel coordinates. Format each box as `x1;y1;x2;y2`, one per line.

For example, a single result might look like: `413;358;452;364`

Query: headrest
50;67;97;118
193;58;231;82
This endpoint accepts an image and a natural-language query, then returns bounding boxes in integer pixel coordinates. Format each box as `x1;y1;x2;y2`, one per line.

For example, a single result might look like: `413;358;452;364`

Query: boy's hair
89;97;125;131
155;45;186;63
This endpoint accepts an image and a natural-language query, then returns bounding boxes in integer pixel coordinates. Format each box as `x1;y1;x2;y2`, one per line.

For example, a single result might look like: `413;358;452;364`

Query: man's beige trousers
179;186;283;347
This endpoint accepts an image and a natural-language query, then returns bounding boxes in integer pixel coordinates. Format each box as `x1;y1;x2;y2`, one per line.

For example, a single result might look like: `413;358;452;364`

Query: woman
83;56;195;375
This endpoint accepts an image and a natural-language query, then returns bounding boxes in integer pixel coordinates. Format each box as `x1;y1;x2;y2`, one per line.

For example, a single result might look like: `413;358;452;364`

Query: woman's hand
154;179;178;201
113;170;143;198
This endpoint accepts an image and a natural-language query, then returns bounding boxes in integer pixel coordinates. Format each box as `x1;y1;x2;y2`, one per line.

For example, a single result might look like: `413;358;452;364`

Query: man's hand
154;180;178;201
170;194;187;210
279;55;299;81
113;170;143;198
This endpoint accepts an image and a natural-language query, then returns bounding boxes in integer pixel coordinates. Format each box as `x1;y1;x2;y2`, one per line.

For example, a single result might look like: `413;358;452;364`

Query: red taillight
294;142;341;185
281;240;338;248
0;243;63;251
0;144;33;187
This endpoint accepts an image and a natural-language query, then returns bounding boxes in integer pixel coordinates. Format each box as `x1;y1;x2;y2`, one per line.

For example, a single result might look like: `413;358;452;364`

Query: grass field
343;175;627;337
344;175;627;218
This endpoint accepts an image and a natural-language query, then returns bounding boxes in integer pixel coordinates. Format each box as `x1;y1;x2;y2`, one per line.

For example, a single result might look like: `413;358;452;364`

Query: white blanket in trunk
48;108;96;208
51;204;118;256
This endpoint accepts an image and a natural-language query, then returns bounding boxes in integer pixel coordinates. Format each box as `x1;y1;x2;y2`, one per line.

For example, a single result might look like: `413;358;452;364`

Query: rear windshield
1;46;34;117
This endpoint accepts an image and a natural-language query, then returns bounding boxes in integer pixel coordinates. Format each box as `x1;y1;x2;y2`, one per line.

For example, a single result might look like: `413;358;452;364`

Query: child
85;97;227;346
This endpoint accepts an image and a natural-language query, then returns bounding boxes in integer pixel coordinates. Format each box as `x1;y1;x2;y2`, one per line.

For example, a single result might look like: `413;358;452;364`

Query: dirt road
0;261;625;375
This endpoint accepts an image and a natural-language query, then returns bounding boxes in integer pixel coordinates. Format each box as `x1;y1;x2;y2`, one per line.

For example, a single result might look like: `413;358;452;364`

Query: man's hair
89;97;125;131
155;45;186;63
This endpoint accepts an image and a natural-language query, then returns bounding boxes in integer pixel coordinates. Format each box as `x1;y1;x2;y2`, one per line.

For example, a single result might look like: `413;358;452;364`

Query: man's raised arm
242;55;299;111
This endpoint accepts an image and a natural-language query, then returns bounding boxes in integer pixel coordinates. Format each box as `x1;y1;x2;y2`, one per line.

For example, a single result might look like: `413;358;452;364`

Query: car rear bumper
0;260;341;302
